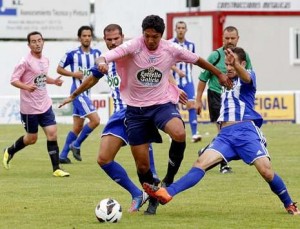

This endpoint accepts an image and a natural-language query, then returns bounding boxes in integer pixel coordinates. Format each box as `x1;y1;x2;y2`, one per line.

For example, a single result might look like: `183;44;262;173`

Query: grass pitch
0;123;299;229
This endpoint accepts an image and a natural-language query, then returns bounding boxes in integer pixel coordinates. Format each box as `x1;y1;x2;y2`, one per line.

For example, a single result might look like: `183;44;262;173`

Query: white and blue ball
95;198;122;223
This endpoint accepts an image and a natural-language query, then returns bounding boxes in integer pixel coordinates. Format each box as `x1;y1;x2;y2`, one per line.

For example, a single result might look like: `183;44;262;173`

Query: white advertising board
0;94;111;125
0;0;90;39
201;0;300;11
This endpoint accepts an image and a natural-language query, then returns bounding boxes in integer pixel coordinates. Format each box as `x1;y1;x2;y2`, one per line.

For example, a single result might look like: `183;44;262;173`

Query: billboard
0;0;90;39
178;91;296;123
201;0;300;11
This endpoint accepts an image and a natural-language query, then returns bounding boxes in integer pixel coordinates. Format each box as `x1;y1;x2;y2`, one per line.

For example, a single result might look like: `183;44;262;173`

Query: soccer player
197;26;252;173
143;47;300;216
2;31;70;177
57;25;101;163
96;14;232;207
171;21;201;143
59;24;161;214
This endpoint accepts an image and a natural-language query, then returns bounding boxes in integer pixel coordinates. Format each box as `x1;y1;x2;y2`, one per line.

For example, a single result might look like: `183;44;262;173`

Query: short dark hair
176;21;187;28
231;47;246;62
77;25;93;37
223;26;239;36
142;15;165;35
103;24;123;36
27;31;43;43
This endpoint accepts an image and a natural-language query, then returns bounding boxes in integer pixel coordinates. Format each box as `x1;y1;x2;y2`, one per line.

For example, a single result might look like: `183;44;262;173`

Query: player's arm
194;57;232;89
11;80;37;92
171;65;185;77
96;57;109;74
46;76;63;86
225;49;251;83
57;65;83;80
195;80;206;114
59;76;99;108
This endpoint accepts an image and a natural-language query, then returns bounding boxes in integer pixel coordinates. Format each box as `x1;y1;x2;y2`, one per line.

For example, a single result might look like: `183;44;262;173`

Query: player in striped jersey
57;26;101;163
143;47;300;215
171;21;201;143
59;24;160;214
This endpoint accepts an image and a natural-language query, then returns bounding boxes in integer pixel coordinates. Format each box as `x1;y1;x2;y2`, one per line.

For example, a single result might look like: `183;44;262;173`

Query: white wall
224;15;300;91
94;0;189;39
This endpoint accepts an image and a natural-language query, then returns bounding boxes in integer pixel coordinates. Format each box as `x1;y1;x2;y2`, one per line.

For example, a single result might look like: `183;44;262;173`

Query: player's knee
136;162;149;174
97;154;112;167
261;169;274;182
171;130;186;142
91;116;100;128
25;136;38;145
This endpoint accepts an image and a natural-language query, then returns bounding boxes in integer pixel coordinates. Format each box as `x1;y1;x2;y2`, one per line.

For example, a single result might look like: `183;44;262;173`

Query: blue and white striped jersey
90;62;126;113
58;46;101;97
171;38;195;86
217;70;263;127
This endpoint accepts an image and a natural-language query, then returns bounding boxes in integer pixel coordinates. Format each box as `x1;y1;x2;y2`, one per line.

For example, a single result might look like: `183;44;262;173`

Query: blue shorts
72;94;97;118
102;108;128;145
207;121;269;164
125;102;183;145
20;106;56;134
178;82;195;100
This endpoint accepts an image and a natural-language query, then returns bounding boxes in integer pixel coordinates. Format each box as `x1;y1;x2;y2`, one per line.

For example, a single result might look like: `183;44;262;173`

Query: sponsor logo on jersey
34;74;47;88
137;67;162;86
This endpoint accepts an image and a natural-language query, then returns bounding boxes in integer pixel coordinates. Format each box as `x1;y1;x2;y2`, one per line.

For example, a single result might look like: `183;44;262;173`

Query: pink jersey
102;36;199;107
11;52;52;114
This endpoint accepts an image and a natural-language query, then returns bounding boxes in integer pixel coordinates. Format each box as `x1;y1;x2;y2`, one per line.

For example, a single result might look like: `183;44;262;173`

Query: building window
289;28;300;65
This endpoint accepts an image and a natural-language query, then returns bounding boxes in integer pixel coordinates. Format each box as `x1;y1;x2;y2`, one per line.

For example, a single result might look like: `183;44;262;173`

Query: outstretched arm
59;76;99;108
194;57;232;89
57;66;83;80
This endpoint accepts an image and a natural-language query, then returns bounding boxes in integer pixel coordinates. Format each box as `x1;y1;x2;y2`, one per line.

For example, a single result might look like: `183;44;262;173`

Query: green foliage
0;123;299;229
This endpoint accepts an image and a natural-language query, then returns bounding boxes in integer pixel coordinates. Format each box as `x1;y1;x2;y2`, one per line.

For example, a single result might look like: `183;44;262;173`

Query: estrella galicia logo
137;67;162;86
0;0;18;16
34;74;47;88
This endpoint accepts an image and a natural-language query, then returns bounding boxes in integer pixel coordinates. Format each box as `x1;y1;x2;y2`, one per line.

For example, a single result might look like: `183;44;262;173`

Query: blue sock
60;131;77;159
189;108;198;135
268;173;293;207
167;167;205;197
149;144;159;180
101;161;141;198
73;124;94;148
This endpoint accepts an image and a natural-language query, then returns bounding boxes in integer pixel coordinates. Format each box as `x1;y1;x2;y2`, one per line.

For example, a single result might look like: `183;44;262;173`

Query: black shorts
20;106;56;134
125;102;183;145
207;89;221;122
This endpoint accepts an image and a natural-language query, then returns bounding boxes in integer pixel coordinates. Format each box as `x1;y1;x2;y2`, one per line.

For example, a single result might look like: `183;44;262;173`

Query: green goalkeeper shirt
199;47;252;94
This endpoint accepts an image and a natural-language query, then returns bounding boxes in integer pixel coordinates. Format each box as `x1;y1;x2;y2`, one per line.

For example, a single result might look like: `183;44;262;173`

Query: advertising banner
0;94;110;124
0;0;90;39
255;92;295;123
178;92;296;123
201;0;300;12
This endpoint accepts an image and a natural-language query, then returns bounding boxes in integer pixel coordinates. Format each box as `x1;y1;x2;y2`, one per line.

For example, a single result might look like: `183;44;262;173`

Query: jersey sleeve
245;52;253;70
90;65;104;79
58;51;73;68
103;38;138;63
199;50;220;81
11;58;26;83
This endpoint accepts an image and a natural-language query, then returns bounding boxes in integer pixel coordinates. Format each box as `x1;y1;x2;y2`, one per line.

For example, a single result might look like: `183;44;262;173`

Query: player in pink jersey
96;15;232;197
2;31;69;177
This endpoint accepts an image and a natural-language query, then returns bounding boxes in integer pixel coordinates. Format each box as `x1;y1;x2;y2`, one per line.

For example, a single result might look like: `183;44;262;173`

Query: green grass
0;123;299;229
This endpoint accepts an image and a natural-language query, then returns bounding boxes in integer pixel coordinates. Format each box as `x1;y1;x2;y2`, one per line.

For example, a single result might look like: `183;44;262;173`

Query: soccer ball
95;198;122;223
